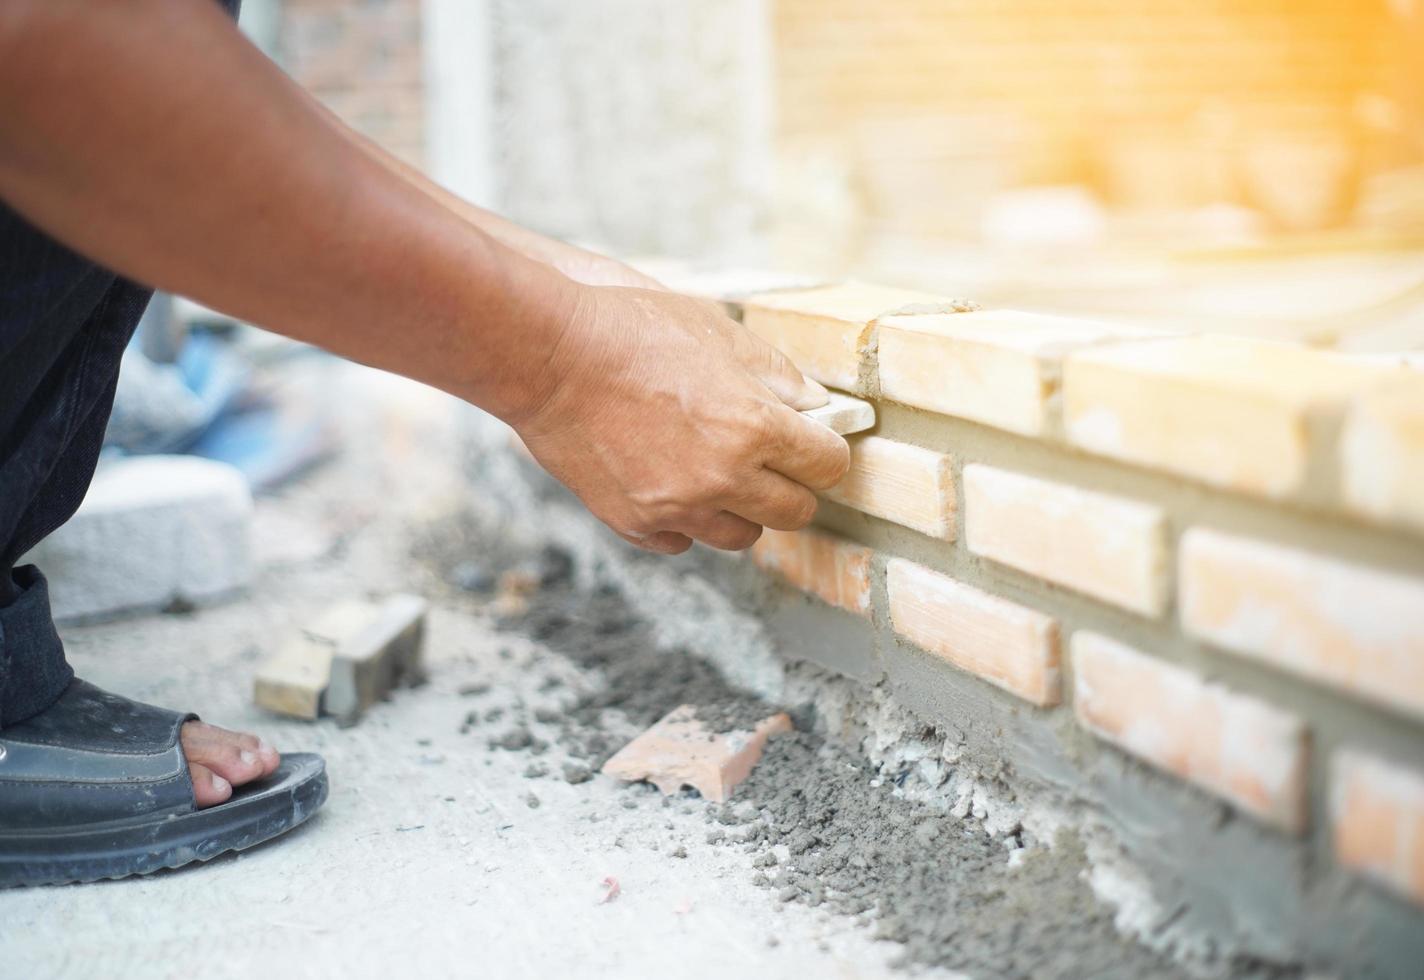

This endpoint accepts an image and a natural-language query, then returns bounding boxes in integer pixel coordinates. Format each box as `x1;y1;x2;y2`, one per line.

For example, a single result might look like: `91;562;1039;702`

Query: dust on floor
423;521;1194;980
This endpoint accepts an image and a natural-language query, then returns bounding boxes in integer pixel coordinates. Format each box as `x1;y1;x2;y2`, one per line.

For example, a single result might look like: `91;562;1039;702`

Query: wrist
479;258;593;430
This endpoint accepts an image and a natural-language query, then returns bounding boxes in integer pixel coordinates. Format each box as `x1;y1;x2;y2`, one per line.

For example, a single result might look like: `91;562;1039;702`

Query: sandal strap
0;679;198;830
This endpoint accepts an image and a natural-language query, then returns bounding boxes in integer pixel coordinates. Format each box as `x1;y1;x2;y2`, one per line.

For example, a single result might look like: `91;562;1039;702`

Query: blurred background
233;0;1424;352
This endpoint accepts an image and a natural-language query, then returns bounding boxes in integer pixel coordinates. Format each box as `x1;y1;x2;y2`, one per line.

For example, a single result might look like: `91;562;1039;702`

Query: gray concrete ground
2;366;935;980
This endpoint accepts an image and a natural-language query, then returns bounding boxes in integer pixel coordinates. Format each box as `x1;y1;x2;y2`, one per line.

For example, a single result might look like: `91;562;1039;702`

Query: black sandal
0;678;327;887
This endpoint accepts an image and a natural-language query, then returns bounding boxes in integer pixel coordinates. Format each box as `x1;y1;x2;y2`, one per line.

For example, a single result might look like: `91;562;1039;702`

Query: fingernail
212;774;231;794
240;750;257;766
806;378;828;396
257;738;276;757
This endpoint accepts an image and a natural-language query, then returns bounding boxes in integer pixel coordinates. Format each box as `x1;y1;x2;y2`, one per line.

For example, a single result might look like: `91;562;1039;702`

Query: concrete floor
1;367;937;980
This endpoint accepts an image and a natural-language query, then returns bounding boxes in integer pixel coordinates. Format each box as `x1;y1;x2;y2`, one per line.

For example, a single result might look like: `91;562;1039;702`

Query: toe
182;721;281;789
189;762;233;808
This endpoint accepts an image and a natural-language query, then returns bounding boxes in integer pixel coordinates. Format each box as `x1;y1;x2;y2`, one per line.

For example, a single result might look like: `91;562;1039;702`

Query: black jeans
0;0;242;731
0;199;152;729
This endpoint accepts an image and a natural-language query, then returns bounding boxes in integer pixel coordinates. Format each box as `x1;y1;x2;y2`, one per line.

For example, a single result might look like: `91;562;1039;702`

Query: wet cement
417;520;1205;979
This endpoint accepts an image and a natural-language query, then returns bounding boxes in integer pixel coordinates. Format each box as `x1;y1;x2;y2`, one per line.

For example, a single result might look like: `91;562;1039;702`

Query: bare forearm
300;91;663;288
0;0;577;422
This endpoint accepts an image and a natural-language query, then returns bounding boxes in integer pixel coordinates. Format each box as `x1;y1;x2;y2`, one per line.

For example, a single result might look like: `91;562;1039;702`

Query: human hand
536;242;666;291
514;286;850;554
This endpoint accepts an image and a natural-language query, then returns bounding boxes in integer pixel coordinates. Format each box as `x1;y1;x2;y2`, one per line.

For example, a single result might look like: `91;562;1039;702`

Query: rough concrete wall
277;0;426;167
487;0;772;261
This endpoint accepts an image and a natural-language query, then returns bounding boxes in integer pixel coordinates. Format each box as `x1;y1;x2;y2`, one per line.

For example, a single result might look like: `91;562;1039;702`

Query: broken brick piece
253;593;427;724
600;704;792;803
802;392;875;436
253;635;335;720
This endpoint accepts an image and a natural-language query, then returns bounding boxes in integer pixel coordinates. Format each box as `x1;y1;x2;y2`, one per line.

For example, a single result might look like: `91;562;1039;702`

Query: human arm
0;0;847;553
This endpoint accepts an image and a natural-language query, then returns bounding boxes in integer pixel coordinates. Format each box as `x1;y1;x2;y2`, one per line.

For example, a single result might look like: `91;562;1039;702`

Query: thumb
749;336;829;411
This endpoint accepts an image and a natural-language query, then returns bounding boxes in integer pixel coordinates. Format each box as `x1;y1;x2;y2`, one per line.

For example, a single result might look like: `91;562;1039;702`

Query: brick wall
276;0;426;168
642;262;1424;944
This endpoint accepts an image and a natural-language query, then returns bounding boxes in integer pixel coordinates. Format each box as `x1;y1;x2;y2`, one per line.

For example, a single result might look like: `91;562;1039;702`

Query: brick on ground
601;704;792;803
254;593;427;724
24;455;252;623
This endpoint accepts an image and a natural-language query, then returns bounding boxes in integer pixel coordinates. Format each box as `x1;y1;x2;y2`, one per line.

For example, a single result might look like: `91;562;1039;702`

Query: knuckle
809;438;851;490
790;493;819;528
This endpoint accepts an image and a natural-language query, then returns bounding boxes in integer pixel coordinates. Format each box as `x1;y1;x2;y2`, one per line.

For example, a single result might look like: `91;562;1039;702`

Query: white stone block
25;455;252;622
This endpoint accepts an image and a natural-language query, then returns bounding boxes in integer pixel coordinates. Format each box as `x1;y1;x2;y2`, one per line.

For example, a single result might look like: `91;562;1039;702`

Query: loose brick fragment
1063;335;1386;498
255;594;427;724
802;391;876;436
1341;376;1424;534
752;527;872;617
886;558;1060;706
742;281;955;390
1180;527;1424;721
601;704;792;802
879;311;1159;437
1331;749;1424;905
1072;631;1308;832
253;637;334;721
964;464;1168;616
823;436;955;540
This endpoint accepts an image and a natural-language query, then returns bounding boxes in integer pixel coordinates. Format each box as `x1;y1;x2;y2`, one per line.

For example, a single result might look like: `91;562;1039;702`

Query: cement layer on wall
455;404;1424;980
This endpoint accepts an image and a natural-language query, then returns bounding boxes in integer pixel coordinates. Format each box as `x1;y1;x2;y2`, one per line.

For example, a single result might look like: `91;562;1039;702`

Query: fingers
757;401;851;490
723;469;819;531
617;528;694;555
733;326;828;411
682;511;763;551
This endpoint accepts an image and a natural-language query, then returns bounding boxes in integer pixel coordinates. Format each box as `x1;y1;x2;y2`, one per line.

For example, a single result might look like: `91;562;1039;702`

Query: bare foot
181;721;282;807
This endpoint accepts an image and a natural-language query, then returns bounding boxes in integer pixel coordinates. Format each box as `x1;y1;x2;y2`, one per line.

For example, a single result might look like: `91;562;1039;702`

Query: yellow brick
878;311;1159;436
1063;336;1386;498
1331;749;1424;906
1341;376;1424;533
1180;527;1424;721
823;436;954;540
751;527;873;617
742;281;956;390
964;465;1168;616
1073;631;1308;833
887;558;1060;706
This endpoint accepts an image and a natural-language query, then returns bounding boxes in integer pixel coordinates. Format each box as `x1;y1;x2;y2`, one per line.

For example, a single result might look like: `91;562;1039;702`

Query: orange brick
1341;376;1424;534
1180;528;1424;721
752;527;872;617
1072;631;1308;832
964;464;1168;616
1063;336;1385;498
741;281;957;390
602;704;793;803
878;311;1159;437
822;436;955;540
1332;749;1424;905
887;558;1060;706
